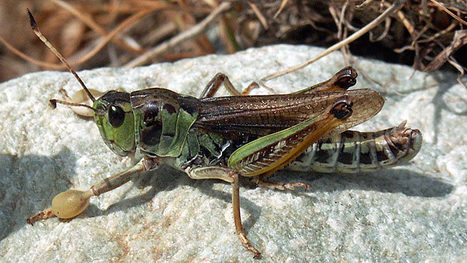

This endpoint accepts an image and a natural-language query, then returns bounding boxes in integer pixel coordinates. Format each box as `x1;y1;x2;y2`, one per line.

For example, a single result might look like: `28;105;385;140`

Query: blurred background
0;0;465;83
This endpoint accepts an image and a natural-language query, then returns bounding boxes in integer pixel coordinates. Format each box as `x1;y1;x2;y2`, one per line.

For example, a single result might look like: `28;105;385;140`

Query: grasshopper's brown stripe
287;122;422;173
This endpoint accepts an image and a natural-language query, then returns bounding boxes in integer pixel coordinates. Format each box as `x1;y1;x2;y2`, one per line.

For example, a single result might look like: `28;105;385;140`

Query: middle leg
185;165;261;258
27;159;151;224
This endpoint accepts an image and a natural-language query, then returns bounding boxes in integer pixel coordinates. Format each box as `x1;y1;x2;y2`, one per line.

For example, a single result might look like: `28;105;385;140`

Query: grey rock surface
0;45;465;262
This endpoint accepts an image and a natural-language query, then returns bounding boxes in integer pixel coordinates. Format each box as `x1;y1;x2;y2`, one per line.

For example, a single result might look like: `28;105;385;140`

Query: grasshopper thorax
93;91;136;157
131;88;199;158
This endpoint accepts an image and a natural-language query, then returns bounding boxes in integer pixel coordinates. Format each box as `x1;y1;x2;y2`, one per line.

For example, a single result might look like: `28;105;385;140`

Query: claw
27;208;54;225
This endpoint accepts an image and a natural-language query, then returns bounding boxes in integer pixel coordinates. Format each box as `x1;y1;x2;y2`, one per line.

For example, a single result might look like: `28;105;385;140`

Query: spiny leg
229;98;354;192
27;159;151;224
199;73;258;98
200;67;357;99
236;71;358;190
228;98;353;176
185;166;261;258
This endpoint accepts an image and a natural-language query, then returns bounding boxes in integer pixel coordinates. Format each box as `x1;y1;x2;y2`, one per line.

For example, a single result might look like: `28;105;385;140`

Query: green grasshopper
25;11;422;258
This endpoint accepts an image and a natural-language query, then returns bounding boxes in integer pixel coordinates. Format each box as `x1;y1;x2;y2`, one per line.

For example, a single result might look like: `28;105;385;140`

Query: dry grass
0;0;465;84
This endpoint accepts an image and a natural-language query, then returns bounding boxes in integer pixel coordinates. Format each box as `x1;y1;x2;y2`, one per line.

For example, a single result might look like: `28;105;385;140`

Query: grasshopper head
27;10;136;157
93;91;136;156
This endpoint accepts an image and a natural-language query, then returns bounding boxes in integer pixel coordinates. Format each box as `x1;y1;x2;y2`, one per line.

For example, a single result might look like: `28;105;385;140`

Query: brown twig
394;7;415;35
124;2;232;68
410;24;430;46
248;2;268;30
423;30;467;72
356;0;375;9
273;0;289;19
417;21;457;44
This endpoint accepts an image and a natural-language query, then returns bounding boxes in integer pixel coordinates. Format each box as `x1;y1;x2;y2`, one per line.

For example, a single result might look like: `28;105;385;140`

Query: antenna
49;99;96;112
27;9;96;102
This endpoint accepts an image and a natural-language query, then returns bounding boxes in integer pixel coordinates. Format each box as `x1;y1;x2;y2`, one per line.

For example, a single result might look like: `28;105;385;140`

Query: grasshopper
25;11;422;258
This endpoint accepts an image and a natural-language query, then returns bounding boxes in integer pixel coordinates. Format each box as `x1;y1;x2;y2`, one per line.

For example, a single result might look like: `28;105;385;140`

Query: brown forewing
193;89;384;138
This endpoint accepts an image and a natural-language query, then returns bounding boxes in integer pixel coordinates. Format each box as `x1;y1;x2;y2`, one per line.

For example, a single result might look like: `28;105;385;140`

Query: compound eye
108;105;125;127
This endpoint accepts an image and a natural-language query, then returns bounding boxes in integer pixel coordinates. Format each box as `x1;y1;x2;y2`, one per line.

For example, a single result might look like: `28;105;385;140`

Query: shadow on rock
78;164;452;238
84;165;261;235
0;148;77;241
6;154;451;245
270;167;453;198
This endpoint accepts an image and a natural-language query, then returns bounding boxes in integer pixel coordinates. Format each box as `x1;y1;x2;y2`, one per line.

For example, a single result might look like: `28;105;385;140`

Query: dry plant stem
329;1;351;66
424;30;467;72
328;6;341;39
394;5;415;35
429;0;467;26
356;0;375;8
447;57;466;88
260;0;407;84
417;21;457;44
70;10;153;67
51;0;143;53
0;35;54;68
248;2;268;29
143;22;178;44
4;9;153;69
421;0;429;16
124;2;232;68
338;2;349;37
339;3;350;66
411;24;431;45
370;17;391;42
341;30;350;66
273;0;289;18
393;44;414;53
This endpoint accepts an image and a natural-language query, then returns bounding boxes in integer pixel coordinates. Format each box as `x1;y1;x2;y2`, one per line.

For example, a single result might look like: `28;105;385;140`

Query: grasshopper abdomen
287;122;422;173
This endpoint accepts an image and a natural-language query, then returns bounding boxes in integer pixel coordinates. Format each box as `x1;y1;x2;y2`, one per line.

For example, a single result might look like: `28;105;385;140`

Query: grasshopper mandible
25;10;422;258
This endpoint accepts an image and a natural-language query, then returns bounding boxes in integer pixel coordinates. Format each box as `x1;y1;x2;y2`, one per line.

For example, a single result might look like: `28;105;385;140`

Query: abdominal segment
286;122;422;173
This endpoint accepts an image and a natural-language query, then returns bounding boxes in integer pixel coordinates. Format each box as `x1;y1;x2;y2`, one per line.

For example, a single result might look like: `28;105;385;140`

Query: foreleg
27;159;152;224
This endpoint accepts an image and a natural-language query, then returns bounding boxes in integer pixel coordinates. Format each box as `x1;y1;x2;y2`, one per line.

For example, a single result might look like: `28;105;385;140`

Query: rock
0;45;465;262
